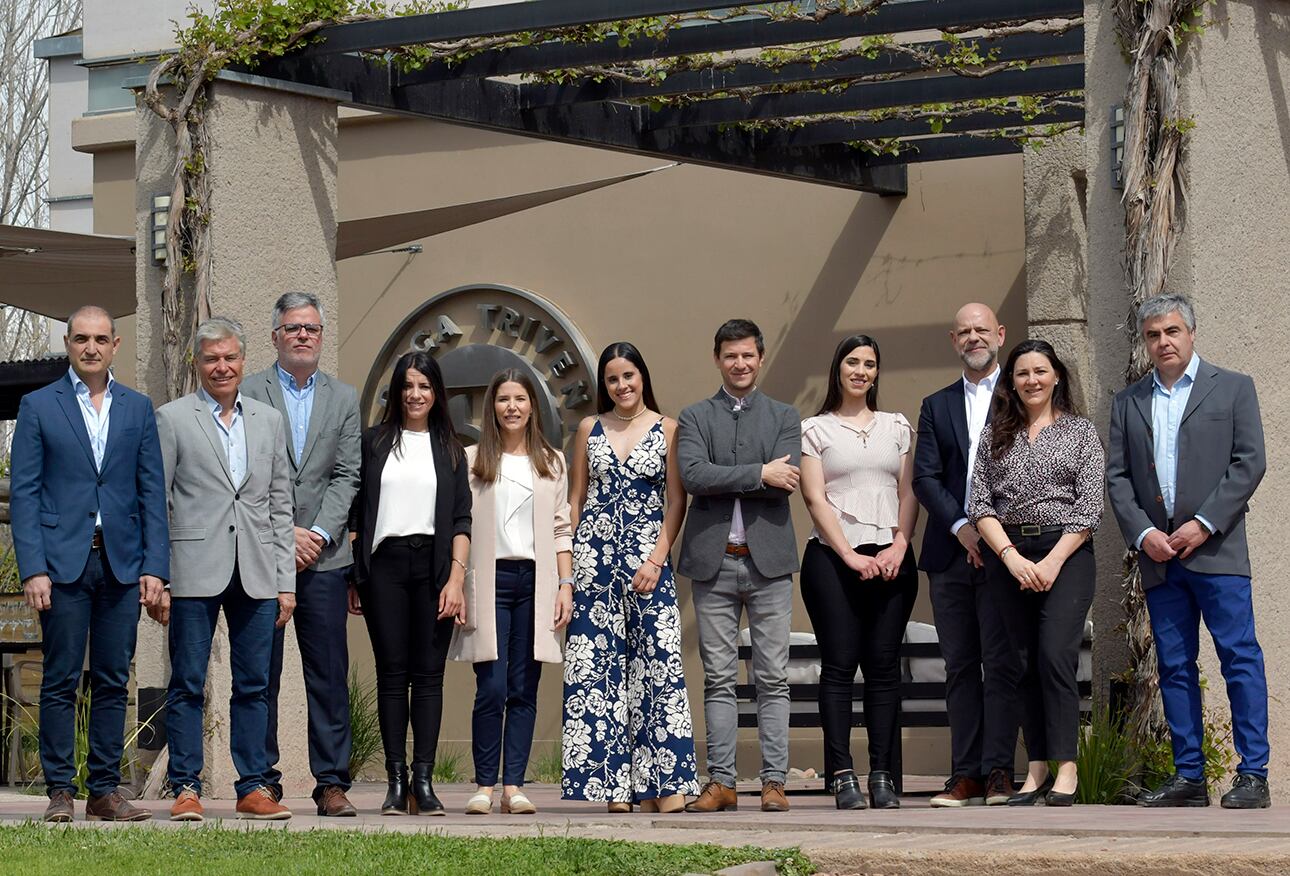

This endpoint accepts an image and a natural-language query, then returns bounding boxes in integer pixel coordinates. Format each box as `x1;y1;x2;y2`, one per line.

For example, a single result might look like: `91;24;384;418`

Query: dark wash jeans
38;548;139;797
471;559;543;788
266;565;353;801
166;567;277;798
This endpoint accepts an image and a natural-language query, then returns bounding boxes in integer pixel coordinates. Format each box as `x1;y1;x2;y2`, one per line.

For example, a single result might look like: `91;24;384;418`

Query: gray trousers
692;553;793;786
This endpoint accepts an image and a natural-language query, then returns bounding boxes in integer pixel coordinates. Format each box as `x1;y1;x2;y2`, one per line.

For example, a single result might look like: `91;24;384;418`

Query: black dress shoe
1044;789;1076;807
1137;773;1209;807
1006;774;1055;806
832;772;868;810
867;771;900;809
410;763;445;815
1221;774;1271;809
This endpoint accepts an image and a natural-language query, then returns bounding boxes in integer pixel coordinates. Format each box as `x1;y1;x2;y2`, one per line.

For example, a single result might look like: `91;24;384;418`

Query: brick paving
0;778;1285;875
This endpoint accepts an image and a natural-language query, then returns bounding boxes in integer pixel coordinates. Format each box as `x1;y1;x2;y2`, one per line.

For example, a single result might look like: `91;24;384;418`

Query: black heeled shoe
867;770;900;809
1045;786;1077;807
1006;773;1056;806
410;762;445;816
832;772;868;810
381;761;410;815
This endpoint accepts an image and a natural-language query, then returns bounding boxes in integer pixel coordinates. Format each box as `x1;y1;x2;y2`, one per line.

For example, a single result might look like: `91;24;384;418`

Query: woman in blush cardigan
450;369;574;816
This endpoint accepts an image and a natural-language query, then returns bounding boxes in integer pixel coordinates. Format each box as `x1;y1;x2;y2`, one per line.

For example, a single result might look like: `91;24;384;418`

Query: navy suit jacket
10;373;170;586
912;378;982;574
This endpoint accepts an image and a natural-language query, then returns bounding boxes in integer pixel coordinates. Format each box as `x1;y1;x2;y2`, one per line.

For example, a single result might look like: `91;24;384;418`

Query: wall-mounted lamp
151;194;171;264
1110;106;1125;190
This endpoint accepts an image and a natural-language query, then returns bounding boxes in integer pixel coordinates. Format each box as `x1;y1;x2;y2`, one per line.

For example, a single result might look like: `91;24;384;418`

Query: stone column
135;76;341;798
1083;0;1290;800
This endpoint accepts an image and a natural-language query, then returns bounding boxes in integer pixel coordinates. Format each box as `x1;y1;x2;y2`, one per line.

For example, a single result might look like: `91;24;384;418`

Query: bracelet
644;558;663;571
451;557;468;572
558;576;575;587
999;544;1017;560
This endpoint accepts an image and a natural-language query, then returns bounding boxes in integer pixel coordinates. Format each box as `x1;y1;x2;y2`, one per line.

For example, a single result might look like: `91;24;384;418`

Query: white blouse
495;453;536;561
372;430;437;553
801;410;912;548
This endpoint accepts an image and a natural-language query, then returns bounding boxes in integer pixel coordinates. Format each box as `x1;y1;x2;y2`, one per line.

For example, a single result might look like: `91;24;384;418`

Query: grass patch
432;744;466;784
0;825;814;875
527;740;563;785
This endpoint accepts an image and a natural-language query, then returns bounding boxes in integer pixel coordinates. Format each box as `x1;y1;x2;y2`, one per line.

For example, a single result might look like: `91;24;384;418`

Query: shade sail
0;164;670;319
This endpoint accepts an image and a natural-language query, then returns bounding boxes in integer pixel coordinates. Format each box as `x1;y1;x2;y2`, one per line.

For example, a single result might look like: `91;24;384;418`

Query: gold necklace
612;406;649;421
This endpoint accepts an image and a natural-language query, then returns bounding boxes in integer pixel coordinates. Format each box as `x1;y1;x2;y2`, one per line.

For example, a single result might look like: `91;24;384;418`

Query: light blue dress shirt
70;367;113;527
1136;353;1212;547
275;364;331;546
198;386;247;488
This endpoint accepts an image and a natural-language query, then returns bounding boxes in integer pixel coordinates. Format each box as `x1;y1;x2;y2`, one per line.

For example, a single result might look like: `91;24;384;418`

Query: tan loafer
465;792;494;815
501;791;536;814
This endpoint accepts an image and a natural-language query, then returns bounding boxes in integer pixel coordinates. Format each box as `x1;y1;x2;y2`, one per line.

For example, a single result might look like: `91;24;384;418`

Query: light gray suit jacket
1106;357;1266;589
242;367;362;572
676;388;801;582
156;392;296;599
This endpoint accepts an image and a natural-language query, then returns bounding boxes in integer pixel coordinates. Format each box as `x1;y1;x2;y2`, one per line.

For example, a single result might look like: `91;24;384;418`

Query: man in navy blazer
10;305;169;823
912;303;1020;807
1108;293;1270;809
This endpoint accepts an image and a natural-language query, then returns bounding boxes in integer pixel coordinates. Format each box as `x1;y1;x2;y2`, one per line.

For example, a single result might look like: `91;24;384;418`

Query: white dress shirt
496;452;536;561
70;367;113;527
372;430;438;553
952;365;1000;535
722;386;752;545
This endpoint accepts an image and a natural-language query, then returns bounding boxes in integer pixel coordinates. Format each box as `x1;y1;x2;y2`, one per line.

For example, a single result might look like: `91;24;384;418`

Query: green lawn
0;824;814;876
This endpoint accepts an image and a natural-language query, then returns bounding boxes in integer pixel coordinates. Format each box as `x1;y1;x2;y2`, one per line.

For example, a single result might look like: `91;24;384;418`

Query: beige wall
90;108;1026;780
1084;0;1289;799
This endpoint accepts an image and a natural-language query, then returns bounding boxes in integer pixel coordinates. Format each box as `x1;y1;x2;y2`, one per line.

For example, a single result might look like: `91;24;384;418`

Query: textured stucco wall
1085;0;1289;800
133;82;340;797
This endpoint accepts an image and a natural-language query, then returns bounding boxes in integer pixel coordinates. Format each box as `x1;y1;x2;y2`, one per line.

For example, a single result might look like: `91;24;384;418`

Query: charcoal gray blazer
1106;358;1266;588
676;388;801;582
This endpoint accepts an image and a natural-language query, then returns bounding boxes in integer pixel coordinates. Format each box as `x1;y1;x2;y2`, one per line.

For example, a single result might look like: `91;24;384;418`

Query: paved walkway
1;779;1285;875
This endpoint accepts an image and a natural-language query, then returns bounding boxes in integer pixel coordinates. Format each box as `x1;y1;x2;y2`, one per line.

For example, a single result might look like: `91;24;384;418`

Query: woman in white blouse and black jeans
450;370;574;816
349;351;471;816
800;335;919;811
968;339;1104;807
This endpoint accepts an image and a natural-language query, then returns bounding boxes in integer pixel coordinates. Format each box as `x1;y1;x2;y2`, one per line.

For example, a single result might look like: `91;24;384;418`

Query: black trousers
266;565;353;801
928;557;1021;780
362;536;455;766
983;530;1094;763
800;540;918;781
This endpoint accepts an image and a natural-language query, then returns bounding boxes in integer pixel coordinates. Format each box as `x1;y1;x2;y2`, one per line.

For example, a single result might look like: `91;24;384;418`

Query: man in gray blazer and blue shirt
677;319;802;814
1107;293;1271;809
150;317;296;822
243;293;362;817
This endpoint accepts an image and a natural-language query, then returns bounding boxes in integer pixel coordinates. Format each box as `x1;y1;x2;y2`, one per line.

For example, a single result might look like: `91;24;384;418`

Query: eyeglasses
277;323;323;337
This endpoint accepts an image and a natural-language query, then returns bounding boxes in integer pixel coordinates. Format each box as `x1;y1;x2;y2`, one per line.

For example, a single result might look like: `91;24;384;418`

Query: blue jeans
471;560;542;787
38;548;139;797
266;566;352;801
1146;560;1269;780
167;568;277;798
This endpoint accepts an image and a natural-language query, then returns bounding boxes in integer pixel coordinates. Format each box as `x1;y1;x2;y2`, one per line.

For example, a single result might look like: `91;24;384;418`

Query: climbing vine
144;0;1081;397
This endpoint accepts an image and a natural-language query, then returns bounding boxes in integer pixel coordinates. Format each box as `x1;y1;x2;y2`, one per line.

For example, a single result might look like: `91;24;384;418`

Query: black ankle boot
833;771;868;810
868;771;900;809
410;762;445;815
381;761;409;815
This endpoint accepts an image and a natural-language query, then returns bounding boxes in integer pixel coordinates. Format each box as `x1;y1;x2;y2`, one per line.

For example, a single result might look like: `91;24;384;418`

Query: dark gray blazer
1106;357;1266;588
676;388;801;582
242;366;362;572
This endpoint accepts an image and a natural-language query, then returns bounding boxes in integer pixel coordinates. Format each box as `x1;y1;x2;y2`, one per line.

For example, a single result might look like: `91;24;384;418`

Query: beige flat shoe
606;801;632;813
502;792;537;814
464;792;493;815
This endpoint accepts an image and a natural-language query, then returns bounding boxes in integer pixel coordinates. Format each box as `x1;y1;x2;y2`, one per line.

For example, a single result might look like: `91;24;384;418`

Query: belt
91;530;105;550
384;534;433;549
1003;524;1065;538
724;543;750;557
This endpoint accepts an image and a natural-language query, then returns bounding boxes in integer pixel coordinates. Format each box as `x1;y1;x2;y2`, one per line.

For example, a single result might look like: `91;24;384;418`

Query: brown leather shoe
317;786;358;817
760;780;790;812
170;788;204;822
683;780;738;813
87;790;152;822
985;768;1017;806
236;786;293;820
931;775;986;807
43;790;74;823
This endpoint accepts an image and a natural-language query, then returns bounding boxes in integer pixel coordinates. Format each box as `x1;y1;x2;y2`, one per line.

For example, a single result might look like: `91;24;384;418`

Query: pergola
245;0;1084;198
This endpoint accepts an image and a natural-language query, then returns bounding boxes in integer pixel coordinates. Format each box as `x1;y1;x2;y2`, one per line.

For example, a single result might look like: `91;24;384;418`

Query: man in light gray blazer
677;319;802;814
1107;293;1270;810
243;292;361;817
150;317;296;822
